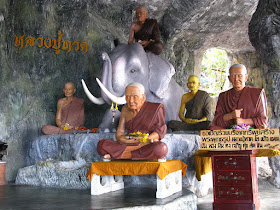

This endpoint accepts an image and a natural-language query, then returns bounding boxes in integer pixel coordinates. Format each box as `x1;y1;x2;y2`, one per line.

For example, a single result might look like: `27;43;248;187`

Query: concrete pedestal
91;170;183;199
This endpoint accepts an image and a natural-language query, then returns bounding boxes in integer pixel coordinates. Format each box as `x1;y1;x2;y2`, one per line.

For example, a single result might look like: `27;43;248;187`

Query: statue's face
63;82;76;97
228;66;248;91
136;7;148;23
125;86;146;111
187;76;200;92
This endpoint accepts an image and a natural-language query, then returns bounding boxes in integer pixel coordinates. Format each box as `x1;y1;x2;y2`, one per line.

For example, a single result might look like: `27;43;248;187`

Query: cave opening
200;48;230;96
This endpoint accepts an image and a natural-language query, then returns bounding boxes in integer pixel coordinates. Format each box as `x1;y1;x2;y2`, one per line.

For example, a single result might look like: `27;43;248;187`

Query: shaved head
187;75;200;92
136;6;148;14
229;64;247;74
135;6;148;23
63;82;76;97
188;75;199;82
64;82;75;89
125;82;146;111
126;82;145;94
228;64;248;91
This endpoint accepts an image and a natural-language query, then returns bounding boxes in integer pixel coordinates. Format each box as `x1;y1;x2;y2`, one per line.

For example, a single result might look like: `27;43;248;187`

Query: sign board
200;129;279;150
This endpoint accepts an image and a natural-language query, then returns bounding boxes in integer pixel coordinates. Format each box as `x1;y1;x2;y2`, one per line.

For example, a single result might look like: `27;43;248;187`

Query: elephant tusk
81;79;105;105
96;78;126;105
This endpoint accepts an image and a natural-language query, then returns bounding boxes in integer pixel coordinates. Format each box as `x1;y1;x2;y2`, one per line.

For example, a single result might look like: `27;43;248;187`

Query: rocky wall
249;0;280;129
0;0;117;181
0;0;279;182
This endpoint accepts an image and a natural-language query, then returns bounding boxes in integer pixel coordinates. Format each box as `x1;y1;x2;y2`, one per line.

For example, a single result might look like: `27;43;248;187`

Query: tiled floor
0;180;279;209
0;184;195;210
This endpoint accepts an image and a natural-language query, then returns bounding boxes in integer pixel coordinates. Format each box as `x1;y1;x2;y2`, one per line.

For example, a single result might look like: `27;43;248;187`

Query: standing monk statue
168;75;212;131
42;82;85;135
97;82;168;161
210;64;268;129
128;6;163;55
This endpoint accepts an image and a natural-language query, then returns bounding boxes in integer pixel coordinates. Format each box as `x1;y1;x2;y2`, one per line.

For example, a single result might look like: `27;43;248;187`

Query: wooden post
0;162;7;185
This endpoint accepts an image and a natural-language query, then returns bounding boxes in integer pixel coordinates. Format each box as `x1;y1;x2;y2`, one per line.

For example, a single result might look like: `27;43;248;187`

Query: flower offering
125;131;149;143
63;123;69;130
230;124;254;129
78;127;99;133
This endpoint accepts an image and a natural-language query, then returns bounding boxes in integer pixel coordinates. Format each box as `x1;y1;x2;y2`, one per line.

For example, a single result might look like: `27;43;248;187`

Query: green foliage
200;48;229;96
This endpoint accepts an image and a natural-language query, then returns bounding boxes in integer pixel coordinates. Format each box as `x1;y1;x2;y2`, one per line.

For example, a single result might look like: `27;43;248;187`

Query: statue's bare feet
103;154;111;162
103;154;111;159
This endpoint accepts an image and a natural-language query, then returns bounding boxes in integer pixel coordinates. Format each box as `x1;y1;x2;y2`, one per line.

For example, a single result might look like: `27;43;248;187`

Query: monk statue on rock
128;6;163;55
168;75;212;131
42;82;85;135
97;82;168;161
210;64;268;129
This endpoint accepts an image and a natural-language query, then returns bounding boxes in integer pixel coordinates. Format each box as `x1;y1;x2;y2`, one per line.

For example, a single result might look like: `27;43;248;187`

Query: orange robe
210;87;268;129
97;102;168;160
42;97;84;134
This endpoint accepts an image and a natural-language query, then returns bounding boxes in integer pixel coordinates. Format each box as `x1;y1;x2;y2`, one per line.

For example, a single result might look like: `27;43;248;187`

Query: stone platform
16;132;280;197
17;133;213;196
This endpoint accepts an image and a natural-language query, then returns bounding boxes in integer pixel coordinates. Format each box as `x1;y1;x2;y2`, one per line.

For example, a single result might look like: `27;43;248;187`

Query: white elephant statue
82;43;184;131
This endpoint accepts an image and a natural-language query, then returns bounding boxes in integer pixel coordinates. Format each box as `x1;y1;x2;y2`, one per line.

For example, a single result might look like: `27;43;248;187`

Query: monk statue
42;82;85;135
97;82;168;161
210;64;268;129
128;6;163;55
168;75;211;131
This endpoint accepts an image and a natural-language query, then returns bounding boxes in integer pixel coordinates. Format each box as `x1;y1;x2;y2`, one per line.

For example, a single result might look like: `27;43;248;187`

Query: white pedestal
156;169;182;198
90;170;182;198
91;174;124;195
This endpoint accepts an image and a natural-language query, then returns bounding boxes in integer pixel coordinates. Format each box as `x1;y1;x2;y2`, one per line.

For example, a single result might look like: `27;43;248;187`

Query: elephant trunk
101;52;122;104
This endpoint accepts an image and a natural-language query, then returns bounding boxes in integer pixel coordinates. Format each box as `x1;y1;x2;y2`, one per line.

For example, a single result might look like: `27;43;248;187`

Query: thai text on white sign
200;129;279;150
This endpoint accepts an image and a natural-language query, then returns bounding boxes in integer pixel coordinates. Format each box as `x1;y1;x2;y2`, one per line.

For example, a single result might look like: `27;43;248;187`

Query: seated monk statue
210;64;268;130
168;75;211;131
128;6;163;55
97;82;168;161
42;82;85;134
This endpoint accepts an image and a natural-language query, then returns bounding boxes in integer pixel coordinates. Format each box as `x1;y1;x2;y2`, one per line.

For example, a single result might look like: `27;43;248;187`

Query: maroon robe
210;87;268;129
42;97;84;134
134;19;163;55
97;102;168;160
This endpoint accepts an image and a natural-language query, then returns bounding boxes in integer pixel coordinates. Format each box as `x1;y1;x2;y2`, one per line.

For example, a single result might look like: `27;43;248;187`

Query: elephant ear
147;52;175;99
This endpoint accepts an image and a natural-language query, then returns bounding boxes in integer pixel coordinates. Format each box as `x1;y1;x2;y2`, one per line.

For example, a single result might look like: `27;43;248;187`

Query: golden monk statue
97;82;168;161
128;6;163;55
210;64;268;129
168;75;211;131
42;82;85;134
